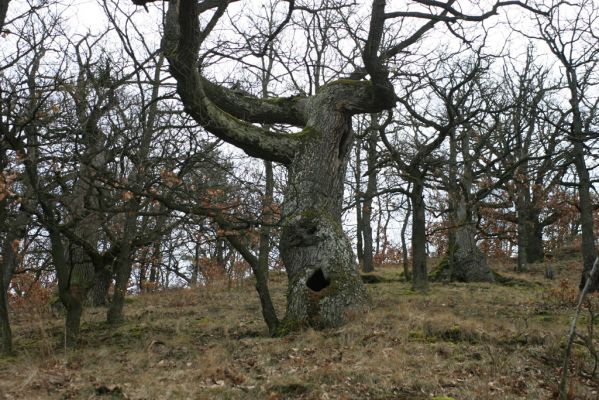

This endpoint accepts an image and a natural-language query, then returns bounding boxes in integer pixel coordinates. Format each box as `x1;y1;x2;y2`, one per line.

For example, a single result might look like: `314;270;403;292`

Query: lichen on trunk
277;85;376;332
280;211;369;331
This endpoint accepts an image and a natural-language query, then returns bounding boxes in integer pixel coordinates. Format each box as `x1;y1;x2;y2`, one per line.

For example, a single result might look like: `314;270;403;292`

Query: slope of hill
1;257;598;399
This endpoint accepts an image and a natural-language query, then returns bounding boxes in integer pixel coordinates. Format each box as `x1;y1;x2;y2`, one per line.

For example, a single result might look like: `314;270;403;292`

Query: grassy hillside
1;256;598;399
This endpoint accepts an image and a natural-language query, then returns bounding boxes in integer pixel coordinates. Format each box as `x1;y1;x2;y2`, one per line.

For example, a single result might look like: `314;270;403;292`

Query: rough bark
0;206;28;355
0;272;10;355
87;264;111;307
278;83;384;330
107;256;132;324
442;130;494;283
516;184;530;271
448;197;494;282
526;218;545;263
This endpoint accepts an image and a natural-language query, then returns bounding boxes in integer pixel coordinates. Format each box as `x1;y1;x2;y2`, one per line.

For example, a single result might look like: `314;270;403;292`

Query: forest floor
1;253;599;399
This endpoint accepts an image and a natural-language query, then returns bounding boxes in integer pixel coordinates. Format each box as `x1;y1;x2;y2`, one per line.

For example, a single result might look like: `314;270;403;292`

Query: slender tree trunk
191;238;200;287
411;181;428;291
361;115;378;273
401;195;412;281
561;73;598;290
107;210;137;324
0;284;10;355
354;143;364;266
255;161;278;334
575;151;598;290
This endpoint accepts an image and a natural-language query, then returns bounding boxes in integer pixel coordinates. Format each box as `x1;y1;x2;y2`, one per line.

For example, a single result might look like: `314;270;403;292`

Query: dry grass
1;257;599;399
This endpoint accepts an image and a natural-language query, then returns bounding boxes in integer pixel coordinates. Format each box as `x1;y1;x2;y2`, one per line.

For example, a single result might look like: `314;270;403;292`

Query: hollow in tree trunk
278;85;372;332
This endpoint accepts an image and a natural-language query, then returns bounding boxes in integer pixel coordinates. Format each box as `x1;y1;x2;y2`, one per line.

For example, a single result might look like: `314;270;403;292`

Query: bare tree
131;0;552;331
531;0;599;289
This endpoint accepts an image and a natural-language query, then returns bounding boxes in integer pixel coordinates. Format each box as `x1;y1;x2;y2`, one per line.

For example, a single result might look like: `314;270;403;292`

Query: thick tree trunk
448;197;494;282
160;0;398;333
575;149;598;290
48;227;91;347
107;257;132;324
87;264;111;307
62;242;95;345
411;182;428;290
442;130;494;283
0;216;27;355
65;297;84;346
526;217;545;263
516;196;529;272
278;89;369;332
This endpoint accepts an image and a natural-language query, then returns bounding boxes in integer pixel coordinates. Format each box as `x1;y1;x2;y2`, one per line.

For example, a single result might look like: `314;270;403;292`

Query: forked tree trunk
107;209;137;324
278;86;370;332
160;0;397;333
107;256;132;324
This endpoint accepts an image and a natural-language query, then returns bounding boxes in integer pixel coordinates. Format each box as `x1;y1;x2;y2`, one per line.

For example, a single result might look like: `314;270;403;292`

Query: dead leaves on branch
0;170;18;201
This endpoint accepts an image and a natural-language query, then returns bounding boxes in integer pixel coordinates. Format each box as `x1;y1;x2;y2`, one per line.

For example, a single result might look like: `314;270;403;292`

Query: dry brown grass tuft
1;256;599;399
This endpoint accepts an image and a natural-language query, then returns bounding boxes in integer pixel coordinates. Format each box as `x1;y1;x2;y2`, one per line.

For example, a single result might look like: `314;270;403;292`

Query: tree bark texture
279;84;373;330
448;196;494;282
0;208;28;355
87;263;111;307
